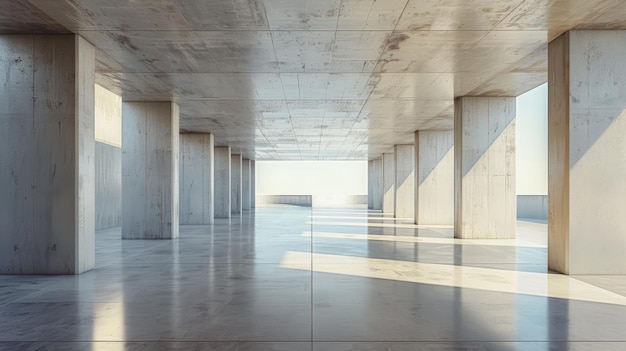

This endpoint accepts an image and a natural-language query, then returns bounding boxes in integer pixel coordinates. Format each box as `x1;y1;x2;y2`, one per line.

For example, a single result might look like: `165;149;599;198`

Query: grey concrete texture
549;30;626;274
122;102;180;240
214;146;231;218
10;1;626;159
368;160;374;209
382;153;395;215
251;161;256;208
517;195;548;220
394;145;415;220
372;159;383;211
415;130;454;225
231;154;243;214
95;142;122;230
454;97;516;239
242;159;251;211
0;34;95;274
179;133;215;225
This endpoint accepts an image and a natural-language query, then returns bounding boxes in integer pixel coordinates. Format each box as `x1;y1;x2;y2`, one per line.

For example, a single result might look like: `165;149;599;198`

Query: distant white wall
516;83;548;195
256;161;367;196
95;84;122;147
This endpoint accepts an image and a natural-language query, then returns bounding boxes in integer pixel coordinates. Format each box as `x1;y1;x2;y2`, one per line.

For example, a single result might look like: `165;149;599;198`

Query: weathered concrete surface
454;97;516;239
0;35;95;274
382;153;395;215
372;158;383;211
179;133;214;225
214;146;231;218
394;145;415;220
231;154;243;214
242;159;251;211
94;84;122;231
95;142;121;230
368;160;374;209
122;102;179;239
549;30;626;274
251;160;256;208
415;130;454;225
13;0;622;159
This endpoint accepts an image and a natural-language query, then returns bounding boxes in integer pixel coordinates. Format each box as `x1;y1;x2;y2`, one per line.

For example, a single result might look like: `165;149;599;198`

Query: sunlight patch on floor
280;251;626;306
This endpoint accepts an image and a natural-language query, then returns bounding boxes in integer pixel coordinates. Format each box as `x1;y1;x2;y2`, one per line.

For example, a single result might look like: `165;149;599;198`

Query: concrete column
372;159;383;211
454;97;516;239
368;160;375;209
242;159;251;211
415;130;454;225
179;133;214;225
394;145;415;219
231;154;243;214
382;153;395;215
0;35;95;274
548;30;626;274
214;146;231;219
122;102;179;239
251;161;256;208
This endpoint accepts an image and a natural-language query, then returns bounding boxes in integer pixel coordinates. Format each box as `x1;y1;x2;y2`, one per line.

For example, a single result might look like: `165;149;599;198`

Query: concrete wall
95;84;122;147
95;142;122;230
231;154;242;214
382;153;395;215
313;195;368;208
251;161;256;208
94;85;122;231
179;133;214;225
257;195;312;207
368;160;374;209
454;96;516;239
415;130;454;225
549;30;626;274
0;35;95;274
394;145;415;219
372;159;383;211
242;159;251;211
517;195;548;220
122;102;179;239
214;146;231;218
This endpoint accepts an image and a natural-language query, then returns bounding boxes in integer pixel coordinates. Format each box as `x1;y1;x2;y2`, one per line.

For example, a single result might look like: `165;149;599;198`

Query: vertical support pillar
372;159;383;211
394;145;415;219
242;159;251;211
122;102;179;239
179;133;214;225
548;30;626;274
231;154;243;215
214;146;231;219
0;34;96;274
251;160;256;208
454;96;516;239
415;130;454;225
368;160;375;209
382;153;395;215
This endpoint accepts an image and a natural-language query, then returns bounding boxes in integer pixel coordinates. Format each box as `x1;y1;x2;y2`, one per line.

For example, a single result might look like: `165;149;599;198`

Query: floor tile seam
308;339;626;343
0;339;316;343
4;341;626;345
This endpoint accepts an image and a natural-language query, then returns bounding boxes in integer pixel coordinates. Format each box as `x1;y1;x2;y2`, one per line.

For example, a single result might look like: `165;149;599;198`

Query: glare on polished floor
1;206;626;351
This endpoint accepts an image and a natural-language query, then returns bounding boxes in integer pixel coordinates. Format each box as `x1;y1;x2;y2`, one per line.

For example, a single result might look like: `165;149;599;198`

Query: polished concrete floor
1;206;626;350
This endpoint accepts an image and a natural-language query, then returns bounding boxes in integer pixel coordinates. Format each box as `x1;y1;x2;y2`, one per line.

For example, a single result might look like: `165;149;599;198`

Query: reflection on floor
1;205;626;350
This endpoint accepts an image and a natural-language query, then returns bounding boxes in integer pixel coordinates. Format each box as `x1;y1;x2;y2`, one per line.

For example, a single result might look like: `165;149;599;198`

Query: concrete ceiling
2;0;626;160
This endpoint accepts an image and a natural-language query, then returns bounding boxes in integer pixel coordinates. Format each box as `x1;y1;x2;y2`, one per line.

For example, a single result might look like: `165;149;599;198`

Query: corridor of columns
1;205;626;350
